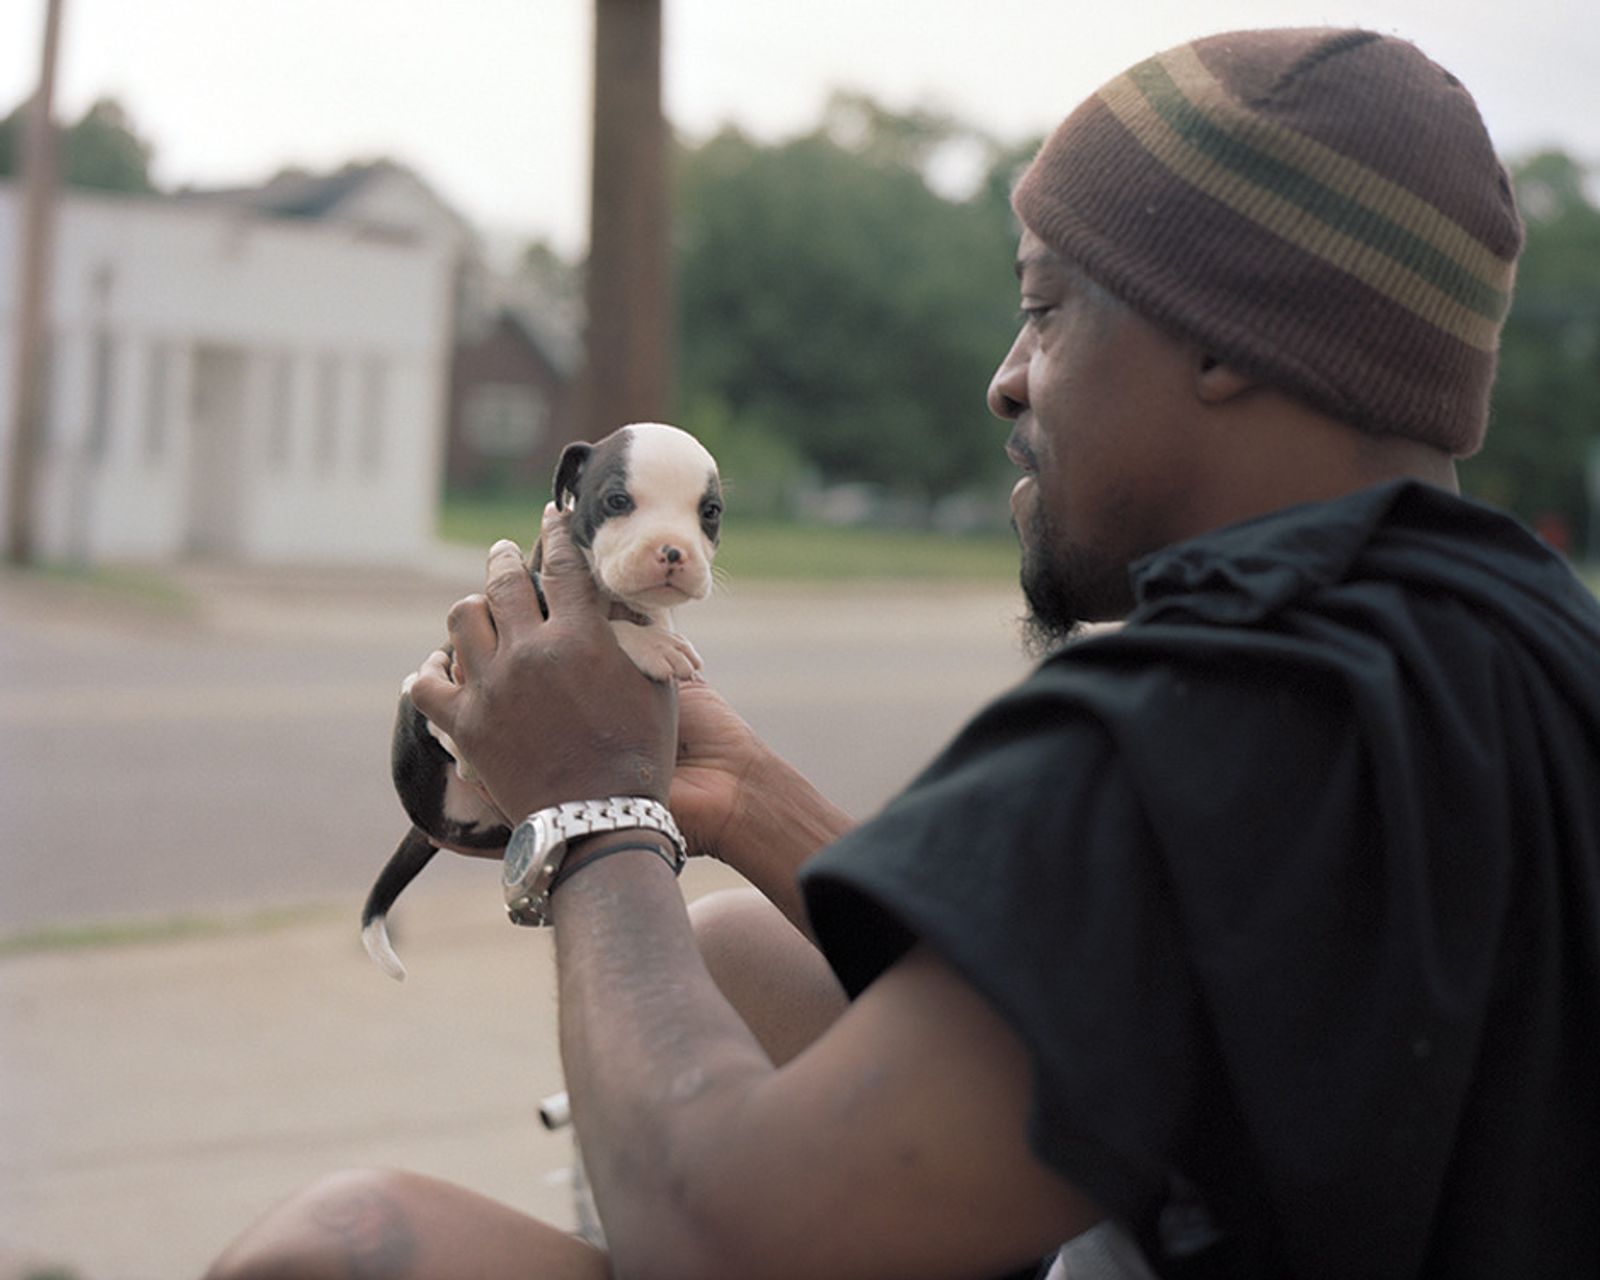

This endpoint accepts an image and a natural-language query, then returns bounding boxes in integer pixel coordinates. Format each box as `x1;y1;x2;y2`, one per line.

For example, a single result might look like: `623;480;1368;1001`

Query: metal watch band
504;796;686;927
546;796;686;859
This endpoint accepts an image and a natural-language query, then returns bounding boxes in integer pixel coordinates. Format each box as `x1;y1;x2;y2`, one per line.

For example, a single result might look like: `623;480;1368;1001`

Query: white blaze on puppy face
590;423;720;608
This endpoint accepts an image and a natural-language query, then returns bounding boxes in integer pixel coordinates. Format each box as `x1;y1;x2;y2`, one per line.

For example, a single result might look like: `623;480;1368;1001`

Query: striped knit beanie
1012;29;1523;455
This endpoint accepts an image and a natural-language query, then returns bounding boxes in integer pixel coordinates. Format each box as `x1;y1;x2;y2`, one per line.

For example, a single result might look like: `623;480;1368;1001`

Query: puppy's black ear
552;442;593;510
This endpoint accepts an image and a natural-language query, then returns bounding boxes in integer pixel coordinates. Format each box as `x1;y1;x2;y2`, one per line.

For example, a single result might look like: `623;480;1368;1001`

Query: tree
673;99;1037;509
0;95;155;194
1466;151;1600;553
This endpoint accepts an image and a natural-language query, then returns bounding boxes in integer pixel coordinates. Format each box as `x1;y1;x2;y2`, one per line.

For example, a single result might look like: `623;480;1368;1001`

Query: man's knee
206;1168;419;1280
689;887;847;1064
690;886;782;972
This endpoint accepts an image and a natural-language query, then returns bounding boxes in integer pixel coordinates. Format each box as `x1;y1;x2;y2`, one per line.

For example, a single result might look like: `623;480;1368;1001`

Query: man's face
988;231;1201;651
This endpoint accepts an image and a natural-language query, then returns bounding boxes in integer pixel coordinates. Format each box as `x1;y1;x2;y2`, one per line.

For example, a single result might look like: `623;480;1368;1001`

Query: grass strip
0;904;341;958
3;561;195;613
439;495;1021;584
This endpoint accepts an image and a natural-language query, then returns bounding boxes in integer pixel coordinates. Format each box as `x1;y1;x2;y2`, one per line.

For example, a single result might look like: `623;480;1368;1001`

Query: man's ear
1195;352;1258;405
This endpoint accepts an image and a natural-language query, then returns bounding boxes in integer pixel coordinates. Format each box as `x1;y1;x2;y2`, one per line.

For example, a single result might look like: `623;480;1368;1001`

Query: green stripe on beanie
1125;55;1510;327
1013;28;1523;455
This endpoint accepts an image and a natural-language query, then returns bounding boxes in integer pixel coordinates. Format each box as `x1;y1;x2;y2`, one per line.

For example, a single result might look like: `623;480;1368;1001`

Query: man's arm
552;844;1102;1280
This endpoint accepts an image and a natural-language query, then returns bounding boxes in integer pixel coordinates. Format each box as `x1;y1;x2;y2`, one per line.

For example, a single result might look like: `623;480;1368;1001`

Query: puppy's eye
700;500;723;523
604;492;633;515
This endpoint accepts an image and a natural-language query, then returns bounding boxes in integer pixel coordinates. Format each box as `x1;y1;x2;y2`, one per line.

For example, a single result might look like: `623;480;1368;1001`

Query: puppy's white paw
613;620;703;683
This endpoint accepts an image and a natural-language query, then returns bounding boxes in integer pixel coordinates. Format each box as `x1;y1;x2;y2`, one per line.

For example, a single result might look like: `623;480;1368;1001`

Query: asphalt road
0;554;1034;937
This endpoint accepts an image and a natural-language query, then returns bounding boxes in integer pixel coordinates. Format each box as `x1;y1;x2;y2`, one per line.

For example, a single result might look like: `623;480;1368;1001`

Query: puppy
362;422;722;979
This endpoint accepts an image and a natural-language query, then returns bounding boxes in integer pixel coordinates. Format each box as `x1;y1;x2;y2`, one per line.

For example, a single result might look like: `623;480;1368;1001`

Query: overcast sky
2;0;1593;257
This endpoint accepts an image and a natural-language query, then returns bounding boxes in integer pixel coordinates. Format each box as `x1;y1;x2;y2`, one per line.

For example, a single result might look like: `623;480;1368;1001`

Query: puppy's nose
662;545;683;565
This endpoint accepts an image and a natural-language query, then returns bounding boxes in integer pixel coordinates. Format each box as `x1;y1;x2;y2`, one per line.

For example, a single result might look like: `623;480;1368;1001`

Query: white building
0;174;458;565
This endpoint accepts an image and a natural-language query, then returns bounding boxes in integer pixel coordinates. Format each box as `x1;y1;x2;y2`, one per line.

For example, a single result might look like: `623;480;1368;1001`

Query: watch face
502;816;545;888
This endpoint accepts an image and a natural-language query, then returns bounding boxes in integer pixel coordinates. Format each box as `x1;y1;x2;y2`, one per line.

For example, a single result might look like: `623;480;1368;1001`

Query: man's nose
987;337;1027;421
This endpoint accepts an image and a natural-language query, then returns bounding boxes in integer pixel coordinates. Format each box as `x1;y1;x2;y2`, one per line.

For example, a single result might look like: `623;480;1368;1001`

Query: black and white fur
362;422;722;979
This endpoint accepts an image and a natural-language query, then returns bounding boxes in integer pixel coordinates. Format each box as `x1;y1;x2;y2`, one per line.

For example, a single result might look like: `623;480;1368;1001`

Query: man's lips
1005;430;1038;474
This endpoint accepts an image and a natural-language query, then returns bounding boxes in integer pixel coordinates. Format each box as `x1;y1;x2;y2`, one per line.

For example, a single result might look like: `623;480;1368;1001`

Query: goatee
1016;503;1134;659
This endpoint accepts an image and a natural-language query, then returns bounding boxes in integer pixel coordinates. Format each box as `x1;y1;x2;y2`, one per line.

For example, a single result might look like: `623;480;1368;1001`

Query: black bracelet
550;839;681;894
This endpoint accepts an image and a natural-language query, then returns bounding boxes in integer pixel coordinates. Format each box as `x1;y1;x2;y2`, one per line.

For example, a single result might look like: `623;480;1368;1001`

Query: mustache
1005;430;1038;472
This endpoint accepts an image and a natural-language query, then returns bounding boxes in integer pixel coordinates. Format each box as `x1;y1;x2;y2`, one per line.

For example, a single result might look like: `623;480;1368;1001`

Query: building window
359;357;387;474
315;355;341;467
267;352;295;471
464;382;548;457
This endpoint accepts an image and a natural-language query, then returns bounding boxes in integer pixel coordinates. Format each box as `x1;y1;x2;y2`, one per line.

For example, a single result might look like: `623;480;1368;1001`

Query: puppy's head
553;422;721;610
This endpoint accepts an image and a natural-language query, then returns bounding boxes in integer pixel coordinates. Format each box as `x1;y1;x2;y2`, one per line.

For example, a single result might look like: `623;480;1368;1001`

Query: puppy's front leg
612;618;703;683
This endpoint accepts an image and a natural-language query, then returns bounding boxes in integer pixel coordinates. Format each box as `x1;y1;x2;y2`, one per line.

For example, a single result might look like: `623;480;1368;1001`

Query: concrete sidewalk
0;860;747;1280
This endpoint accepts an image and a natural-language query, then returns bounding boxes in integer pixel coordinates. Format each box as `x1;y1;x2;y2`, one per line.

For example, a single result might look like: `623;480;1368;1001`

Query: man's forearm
552;846;774;1277
716;747;855;936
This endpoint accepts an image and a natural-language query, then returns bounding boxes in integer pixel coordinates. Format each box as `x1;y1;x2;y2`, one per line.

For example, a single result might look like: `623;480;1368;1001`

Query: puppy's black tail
361;826;439;982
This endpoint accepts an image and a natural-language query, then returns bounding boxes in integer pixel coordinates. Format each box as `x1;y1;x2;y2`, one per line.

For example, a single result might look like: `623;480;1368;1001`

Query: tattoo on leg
310;1187;418;1279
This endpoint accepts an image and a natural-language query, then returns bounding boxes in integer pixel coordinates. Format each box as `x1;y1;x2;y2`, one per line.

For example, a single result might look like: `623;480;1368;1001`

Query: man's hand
672;681;856;933
408;504;677;822
670;682;765;858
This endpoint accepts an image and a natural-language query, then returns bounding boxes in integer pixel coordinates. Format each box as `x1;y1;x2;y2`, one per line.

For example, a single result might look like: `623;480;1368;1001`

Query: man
208;28;1600;1279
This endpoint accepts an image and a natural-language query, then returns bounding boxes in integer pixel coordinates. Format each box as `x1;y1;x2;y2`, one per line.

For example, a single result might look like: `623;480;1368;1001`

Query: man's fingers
445;593;497;679
483;539;543;632
537;504;601;615
407;648;458;726
418;646;453;682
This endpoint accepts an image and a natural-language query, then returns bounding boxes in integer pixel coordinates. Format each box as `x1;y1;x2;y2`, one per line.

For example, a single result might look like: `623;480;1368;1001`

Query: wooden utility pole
580;0;671;439
5;0;66;566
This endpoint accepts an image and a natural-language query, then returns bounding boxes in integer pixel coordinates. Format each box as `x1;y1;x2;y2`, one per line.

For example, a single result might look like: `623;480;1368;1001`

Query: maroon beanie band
1012;29;1524;455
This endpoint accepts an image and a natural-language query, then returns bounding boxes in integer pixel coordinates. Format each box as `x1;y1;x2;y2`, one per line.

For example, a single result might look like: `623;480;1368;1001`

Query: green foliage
673;102;1038;505
66;98;156;192
1465;151;1600;553
675;389;814;520
0;95;155;194
0;904;338;956
519;237;583;305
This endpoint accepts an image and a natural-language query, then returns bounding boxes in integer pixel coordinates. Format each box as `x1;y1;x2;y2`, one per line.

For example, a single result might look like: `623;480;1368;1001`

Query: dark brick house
445;309;575;493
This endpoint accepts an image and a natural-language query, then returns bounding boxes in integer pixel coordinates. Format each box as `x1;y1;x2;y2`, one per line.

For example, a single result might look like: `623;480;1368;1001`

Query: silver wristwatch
502;796;686;927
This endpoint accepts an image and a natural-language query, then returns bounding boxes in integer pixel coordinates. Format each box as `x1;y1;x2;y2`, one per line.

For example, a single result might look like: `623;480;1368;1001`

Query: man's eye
1019;304;1055;325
